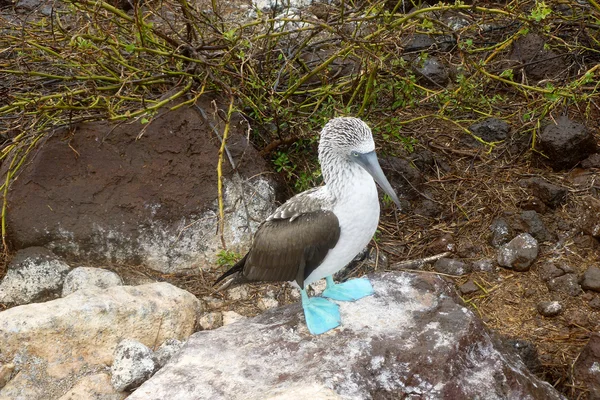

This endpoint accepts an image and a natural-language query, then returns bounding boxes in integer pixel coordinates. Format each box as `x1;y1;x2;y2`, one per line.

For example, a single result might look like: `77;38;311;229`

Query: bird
215;117;401;335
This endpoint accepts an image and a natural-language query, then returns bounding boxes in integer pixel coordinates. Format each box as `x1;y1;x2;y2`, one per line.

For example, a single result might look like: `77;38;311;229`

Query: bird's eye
351;151;359;157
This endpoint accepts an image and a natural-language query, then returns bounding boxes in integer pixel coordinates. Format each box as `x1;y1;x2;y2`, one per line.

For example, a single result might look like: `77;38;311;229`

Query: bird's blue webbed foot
301;289;340;335
322;276;374;301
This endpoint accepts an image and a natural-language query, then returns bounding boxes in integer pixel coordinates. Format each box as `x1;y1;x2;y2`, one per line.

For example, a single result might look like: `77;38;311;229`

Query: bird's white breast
303;170;380;287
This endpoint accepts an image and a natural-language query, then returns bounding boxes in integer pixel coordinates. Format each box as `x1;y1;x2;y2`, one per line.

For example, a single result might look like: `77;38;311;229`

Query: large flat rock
129;272;564;400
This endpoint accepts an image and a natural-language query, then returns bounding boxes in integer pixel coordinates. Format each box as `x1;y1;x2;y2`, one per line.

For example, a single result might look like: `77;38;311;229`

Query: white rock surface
0;283;200;399
111;339;156;392
0;247;70;306
62;266;123;296
129;272;565;400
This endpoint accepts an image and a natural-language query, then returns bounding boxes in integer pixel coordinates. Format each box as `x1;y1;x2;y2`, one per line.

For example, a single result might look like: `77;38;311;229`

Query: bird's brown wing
215;210;340;289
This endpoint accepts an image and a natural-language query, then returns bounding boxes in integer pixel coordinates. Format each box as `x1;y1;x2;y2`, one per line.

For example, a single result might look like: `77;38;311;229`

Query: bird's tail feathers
213;254;248;291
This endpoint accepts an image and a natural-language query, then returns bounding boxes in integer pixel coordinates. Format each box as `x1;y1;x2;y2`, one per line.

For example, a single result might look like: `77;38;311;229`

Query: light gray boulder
129;272;565;400
111;339;156;392
0;247;70;306
62;266;123;297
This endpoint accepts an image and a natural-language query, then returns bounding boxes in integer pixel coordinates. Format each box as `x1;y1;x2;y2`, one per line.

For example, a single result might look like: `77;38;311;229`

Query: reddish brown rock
537;116;598;171
573;333;600;399
2;99;279;273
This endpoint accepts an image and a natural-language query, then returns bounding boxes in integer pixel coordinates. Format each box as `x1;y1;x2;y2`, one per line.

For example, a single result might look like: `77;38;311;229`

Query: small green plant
530;1;552;22
216;250;241;267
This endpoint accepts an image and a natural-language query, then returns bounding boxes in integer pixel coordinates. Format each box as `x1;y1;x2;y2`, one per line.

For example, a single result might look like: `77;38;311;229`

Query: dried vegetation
2;0;600;398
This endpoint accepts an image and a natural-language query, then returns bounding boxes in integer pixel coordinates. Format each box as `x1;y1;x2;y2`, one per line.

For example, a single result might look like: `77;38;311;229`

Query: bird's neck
323;158;376;203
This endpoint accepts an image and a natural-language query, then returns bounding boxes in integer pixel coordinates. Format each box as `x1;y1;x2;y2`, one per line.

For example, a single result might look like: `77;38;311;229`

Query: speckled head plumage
318;117;377;186
318;117;376;161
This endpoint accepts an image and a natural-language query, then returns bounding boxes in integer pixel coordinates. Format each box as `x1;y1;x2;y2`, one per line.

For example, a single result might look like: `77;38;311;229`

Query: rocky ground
1;0;600;399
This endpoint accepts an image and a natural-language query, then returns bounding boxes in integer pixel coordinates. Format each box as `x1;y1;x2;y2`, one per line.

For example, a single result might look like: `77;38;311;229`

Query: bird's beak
354;151;402;210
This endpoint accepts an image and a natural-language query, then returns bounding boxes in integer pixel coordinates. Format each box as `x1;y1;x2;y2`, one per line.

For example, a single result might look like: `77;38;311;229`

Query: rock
518;210;554;242
538;262;564;281
128;272;564;400
0;363;15;389
0;283;200;399
111;339;156;392
519;197;548;214
581;199;600;239
459;280;479;295
226;285;250;301
497;233;539;271
2;100;279;274
62;266;123;297
581;153;600;168
471;259;494;272
198;312;223;331
537;301;563;317
508;33;568;80
426;234;455;254
518;177;567;208
581;266;600;292
257;296;280;311
222;311;245;326
503;338;542;374
413;55;450;87
15;0;42;11
547;274;582;297
537;116;598;170
0;247;70;306
433;258;470;276
153;339;183;369
490;217;512;247
468;118;510;144
589;297;600;310
404;33;435;52
58;373;125;400
573;333;600;399
203;296;225;310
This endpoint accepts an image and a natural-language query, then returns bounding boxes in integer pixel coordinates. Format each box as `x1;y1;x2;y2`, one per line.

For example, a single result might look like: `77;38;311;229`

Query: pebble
581;266;600;292
537;301;563;317
497;233;539;271
227;286;249;301
222;311;246;326
257;297;279;311
458;280;479;295
198;312;223;331
471;259;494;272
433;258;470;276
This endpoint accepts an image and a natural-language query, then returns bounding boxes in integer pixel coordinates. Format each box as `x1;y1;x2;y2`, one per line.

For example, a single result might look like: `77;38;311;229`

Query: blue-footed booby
215;117;401;335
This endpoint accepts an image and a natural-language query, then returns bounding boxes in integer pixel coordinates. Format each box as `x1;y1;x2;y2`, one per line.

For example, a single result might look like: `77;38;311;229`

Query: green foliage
216;250;241;267
2;0;600;241
530;1;552;22
378;118;418;153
